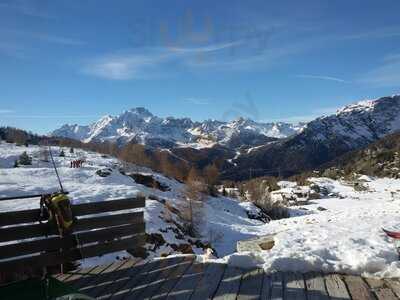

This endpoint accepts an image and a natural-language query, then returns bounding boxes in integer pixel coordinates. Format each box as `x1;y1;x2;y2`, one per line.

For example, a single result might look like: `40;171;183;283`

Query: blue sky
1;0;400;134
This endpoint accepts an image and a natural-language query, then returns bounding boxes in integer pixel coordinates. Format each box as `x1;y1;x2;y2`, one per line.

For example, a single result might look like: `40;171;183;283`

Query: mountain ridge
52;107;304;149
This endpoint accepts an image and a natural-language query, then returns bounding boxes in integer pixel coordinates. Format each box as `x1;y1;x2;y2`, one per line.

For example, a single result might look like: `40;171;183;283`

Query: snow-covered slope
223;177;400;278
2;142;400;277
52;107;303;149
304;95;400;147
0;142;263;265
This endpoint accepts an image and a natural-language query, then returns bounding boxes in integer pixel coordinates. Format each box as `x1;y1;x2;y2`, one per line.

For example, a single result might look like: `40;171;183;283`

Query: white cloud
81;41;242;80
294;74;348;83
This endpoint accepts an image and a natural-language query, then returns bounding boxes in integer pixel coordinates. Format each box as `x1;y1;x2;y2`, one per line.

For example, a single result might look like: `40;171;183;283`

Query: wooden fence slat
0;197;145;227
0;236;75;260
0;223;145;260
0;222;56;243
0;208;41;226
72;197;145;216
0;234;145;272
78;234;146;259
76;222;145;244
74;211;143;231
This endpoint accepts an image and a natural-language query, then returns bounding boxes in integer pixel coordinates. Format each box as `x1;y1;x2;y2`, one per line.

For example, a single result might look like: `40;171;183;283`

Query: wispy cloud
32;33;85;46
183;97;210;105
357;53;400;87
294;74;349;83
343;26;400;40
0;1;53;19
0;109;14;114
81;41;241;80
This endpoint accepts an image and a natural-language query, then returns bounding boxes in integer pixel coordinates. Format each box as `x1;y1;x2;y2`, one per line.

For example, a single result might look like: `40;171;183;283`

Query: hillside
321;130;400;178
2;142;400;277
0;141;264;265
224;95;400;180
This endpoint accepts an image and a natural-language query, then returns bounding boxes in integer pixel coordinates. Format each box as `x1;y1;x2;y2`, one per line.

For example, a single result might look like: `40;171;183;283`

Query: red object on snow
383;228;400;239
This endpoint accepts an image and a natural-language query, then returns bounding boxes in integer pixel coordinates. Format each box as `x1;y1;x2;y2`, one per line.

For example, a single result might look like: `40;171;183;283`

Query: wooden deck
54;255;400;300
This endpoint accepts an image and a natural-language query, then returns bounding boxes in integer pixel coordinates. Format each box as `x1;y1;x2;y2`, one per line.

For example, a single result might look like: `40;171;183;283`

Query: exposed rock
95;168;112;177
129;173;170;191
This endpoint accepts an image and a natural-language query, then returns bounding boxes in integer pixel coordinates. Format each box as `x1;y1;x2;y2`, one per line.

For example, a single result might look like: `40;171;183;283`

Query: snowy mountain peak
52;107;303;149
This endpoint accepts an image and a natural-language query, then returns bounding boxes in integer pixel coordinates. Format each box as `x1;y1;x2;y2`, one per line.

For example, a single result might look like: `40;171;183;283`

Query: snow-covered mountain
225;95;400;179
52;108;303;149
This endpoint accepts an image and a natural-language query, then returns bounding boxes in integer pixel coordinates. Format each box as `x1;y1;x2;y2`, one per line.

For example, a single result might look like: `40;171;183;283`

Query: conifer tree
19;151;32;165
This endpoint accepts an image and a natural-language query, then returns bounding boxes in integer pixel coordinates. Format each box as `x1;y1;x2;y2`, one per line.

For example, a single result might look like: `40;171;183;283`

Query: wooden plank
0;222;56;243
78;259;130;295
96;260;150;299
325;274;350;299
0;235;75;260
190;262;226;300
0;212;143;243
0;234;145;272
0;223;144;260
385;279;400;298
72;197;145;216
79;234;145;258
111;258;171;300
0;197;144;226
213;266;243;300
0;208;41;226
304;272;329;300
166;262;209;300
139;257;194;300
151;257;195;300
68;262;115;290
374;288;398;300
365;277;398;300
130;257;187;300
343;275;374;300
85;258;141;298
365;277;384;289
55;265;98;282
270;272;283;300
260;273;272;300
237;268;264;300
76;222;145;244
283;272;306;300
74;211;143;231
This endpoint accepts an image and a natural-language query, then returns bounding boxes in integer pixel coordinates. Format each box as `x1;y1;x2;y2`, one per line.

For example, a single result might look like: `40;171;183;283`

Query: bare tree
179;167;206;237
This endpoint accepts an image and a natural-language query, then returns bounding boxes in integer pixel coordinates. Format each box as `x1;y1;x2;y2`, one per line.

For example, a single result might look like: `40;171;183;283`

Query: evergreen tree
13;160;19;168
70;147;74;154
19;151;32;165
59;149;65;157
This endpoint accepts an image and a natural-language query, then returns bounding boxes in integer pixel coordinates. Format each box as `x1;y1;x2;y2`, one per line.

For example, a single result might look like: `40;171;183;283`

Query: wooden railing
0;195;146;275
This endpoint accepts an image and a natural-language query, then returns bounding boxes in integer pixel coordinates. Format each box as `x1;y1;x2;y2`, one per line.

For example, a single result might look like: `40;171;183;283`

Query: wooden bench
0;195;146;283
